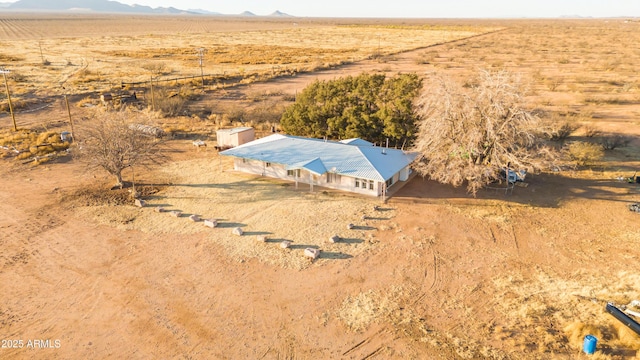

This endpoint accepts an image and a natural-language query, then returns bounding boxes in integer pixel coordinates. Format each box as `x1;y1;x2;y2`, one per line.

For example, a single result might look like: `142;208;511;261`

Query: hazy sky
115;0;640;18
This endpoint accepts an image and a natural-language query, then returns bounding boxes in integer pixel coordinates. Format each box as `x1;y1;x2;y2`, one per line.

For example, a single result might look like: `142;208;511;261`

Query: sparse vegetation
2;15;640;360
546;121;579;142
599;134;632;150
564;141;604;166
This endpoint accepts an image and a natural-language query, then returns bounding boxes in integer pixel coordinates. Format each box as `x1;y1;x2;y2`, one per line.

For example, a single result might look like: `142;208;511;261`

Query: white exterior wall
217;131;232;147
236;128;255;146
399;165;411;181
232;159;382;196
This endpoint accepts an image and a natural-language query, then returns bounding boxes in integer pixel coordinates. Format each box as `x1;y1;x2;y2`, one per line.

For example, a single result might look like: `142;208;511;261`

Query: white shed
216;127;255;149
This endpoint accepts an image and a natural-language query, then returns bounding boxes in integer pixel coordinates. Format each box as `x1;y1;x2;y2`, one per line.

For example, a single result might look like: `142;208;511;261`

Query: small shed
216;127;255;148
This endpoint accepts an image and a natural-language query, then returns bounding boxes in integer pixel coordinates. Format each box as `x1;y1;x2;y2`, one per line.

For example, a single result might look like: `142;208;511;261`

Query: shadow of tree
392;172;640;208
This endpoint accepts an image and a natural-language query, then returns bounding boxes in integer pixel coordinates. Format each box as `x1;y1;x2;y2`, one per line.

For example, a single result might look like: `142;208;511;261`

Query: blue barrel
583;335;597;355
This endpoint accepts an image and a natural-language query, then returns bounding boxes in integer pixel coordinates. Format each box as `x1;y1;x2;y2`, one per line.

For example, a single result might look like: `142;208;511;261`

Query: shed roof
216;127;254;135
220;134;417;182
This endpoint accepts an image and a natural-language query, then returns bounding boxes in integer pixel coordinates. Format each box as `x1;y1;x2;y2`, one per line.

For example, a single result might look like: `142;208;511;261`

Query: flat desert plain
0;15;640;359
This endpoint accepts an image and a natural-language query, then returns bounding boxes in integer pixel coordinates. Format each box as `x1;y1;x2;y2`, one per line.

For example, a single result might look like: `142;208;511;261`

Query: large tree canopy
412;70;556;195
76;109;166;188
280;73;422;147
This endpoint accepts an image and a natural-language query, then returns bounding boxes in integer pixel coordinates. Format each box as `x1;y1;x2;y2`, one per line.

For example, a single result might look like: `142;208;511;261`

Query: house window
369;180;374;190
355;178;360;188
361;179;367;189
265;162;271;167
327;173;340;183
287;169;300;177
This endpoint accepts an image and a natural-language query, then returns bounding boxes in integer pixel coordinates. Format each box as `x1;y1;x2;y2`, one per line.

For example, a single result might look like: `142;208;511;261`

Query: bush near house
280;73;422;147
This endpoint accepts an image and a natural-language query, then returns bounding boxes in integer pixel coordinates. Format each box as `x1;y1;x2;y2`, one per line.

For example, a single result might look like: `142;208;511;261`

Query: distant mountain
1;1;295;17
269;10;292;17
5;0;195;14
188;8;222;15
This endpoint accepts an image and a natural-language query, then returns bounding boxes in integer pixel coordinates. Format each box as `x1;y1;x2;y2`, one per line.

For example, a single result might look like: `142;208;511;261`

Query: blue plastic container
583;335;597;355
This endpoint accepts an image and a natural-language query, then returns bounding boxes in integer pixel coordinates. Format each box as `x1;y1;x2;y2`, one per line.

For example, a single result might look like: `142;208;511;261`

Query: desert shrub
582;125;600;138
154;88;186;117
547;121;579;141
73;68;101;84
36;131;60;145
564;141;604;166
281;93;296;102
10;73;28;83
179;85;200;101
76;96;96;108
599;134;632;150
249;102;285;125
0;129;69;161
415;51;434;64
222;105;246;124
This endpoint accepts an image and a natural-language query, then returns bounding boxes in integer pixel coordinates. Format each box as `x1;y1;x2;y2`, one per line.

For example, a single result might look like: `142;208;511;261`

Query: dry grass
0;15;494;100
74;156;394;270
337;286;408;332
0;128;70;161
492;269;640;356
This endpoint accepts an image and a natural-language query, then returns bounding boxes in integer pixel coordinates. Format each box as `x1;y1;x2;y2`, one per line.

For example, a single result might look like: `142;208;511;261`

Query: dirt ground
1;16;640;360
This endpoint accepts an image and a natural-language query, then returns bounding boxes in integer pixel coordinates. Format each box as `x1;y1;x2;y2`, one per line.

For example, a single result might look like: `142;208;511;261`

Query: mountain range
0;0;293;16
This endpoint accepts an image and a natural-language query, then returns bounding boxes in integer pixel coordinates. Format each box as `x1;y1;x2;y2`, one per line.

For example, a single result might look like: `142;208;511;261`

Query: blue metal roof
286;157;327;176
220;134;418;182
339;138;374;146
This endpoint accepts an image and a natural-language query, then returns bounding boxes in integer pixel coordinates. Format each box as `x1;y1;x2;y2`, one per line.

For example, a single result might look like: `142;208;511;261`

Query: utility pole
64;94;75;141
197;48;206;90
39;41;45;64
0;69;17;131
149;75;155;111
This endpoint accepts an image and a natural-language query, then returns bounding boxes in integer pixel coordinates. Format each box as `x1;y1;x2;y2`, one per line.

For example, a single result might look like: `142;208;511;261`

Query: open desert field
1;14;640;359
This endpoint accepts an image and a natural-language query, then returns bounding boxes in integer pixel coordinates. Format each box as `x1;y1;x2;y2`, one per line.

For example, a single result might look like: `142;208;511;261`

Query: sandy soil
1;16;640;360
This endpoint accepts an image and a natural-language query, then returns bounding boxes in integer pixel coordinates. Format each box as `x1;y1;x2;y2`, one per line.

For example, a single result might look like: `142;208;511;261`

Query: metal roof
286;157;327;176
339;138;374;146
220;134;418;182
216;127;254;135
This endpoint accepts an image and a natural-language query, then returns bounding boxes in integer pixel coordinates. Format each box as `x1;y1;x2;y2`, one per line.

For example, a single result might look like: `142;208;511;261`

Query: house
219;134;418;197
216;127;255;149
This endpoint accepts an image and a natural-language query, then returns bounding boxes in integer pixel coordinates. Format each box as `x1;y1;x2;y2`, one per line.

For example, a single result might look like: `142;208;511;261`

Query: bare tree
75;109;166;189
412;70;556;195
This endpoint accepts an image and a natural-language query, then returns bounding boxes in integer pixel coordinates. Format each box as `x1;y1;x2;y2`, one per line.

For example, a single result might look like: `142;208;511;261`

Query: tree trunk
114;171;124;189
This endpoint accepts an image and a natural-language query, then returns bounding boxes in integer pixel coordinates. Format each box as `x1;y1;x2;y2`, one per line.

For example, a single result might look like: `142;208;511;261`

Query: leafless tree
412;70;557;195
75;109;166;189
